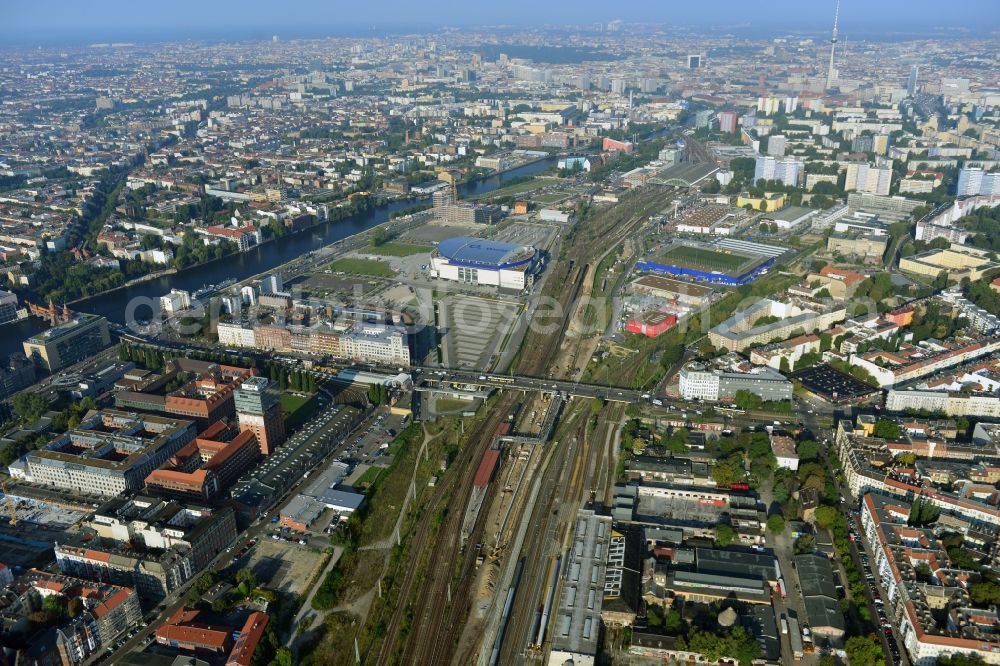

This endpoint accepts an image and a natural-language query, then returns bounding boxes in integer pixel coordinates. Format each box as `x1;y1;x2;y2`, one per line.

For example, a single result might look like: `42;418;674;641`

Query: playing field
654;244;763;277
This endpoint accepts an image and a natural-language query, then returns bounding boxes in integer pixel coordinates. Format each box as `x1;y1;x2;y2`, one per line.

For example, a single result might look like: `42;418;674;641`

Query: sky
2;0;998;44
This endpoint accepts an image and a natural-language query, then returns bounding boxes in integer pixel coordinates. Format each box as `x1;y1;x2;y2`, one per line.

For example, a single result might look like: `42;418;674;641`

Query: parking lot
792;364;880;403
237;536;326;597
440;295;520;370
338;408;409;473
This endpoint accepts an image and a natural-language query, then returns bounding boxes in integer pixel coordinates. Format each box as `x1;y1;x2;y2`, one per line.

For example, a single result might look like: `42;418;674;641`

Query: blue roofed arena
431;236;539;290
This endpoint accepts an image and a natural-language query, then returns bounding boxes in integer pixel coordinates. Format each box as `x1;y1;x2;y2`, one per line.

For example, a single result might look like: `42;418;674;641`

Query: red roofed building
602;137;634;153
145;423;260;501
20;569;142;665
626;312;677;338
156;608;232;654
886;305;915;327
226;612;270;666
204;225;261;252
474;449;501;488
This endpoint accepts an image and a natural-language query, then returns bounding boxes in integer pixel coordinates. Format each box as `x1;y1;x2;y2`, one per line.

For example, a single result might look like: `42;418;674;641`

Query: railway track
512;258;588;377
370;394;517;665
495;402;592;664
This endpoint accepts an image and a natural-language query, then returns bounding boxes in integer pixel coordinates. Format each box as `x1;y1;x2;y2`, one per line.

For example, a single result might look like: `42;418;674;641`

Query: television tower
825;0;841;91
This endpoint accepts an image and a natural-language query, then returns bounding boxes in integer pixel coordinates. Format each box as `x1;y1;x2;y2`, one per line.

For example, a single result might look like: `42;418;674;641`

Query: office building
260;273;283;296
11;410;197;497
957;167;1000;197
678;362;793;403
234;376;285;455
906;65;919;96
687;54;702;69
0;289;18;324
159;289;191;315
115;359;255;428
145;422;260;501
0;353;35;400
22;314;111;372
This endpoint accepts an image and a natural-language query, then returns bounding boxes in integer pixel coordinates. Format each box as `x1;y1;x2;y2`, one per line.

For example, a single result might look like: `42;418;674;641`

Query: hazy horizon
3;0;998;46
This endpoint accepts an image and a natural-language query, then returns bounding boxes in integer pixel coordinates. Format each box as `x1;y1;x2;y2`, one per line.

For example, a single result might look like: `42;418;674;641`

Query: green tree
766;514;785;533
844;635;884;666
814;504;840;529
872;420;902;439
686;627;761;666
969;581;1000;608
733;390;763;411
711;456;746;487
715;524;736;548
795;440;819;463
794;534;815;554
938;654;988;666
13;392;50;423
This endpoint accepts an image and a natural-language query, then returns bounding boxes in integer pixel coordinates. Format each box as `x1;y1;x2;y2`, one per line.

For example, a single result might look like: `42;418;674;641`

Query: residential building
18;569;142;665
851;337;1000;388
900;245;1000;283
860;492;1000;665
718;111;738;134
708;298;846;353
56;498;237;602
957;167;1000;197
753;156;801;187
844;162;892;196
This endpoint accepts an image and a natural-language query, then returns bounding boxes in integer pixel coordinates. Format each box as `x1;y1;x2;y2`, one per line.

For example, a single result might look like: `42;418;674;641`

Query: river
1;157;558;358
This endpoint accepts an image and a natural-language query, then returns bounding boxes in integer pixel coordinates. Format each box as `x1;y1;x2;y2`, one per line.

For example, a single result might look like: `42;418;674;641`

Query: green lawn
281;393;318;430
468;176;559;201
355;466;383;488
435;398;473;413
366;242;434;257
531;192;569;205
328;258;396;277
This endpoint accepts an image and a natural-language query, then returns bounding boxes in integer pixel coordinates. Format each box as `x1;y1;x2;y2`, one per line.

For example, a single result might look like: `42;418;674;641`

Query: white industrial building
430;236;539;290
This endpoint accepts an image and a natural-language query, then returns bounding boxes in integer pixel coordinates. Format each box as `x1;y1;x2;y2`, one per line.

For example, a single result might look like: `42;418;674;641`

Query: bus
489;376;515;384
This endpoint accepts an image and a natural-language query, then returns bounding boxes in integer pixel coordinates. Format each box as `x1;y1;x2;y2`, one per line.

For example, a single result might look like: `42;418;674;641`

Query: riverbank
0;155;558;358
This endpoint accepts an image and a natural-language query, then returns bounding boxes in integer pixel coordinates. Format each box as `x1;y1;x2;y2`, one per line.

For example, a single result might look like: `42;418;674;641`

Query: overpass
415;367;644;404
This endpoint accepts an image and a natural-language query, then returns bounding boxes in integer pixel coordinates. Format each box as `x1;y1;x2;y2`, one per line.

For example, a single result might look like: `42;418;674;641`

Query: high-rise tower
825;0;841;91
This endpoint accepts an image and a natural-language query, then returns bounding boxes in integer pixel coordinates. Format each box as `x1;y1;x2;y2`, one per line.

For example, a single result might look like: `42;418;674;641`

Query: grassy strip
365;242;434;257
329;258;396;277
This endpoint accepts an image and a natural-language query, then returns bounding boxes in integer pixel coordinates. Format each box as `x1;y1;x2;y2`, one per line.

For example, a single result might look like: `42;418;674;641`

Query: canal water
1;157;558;357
